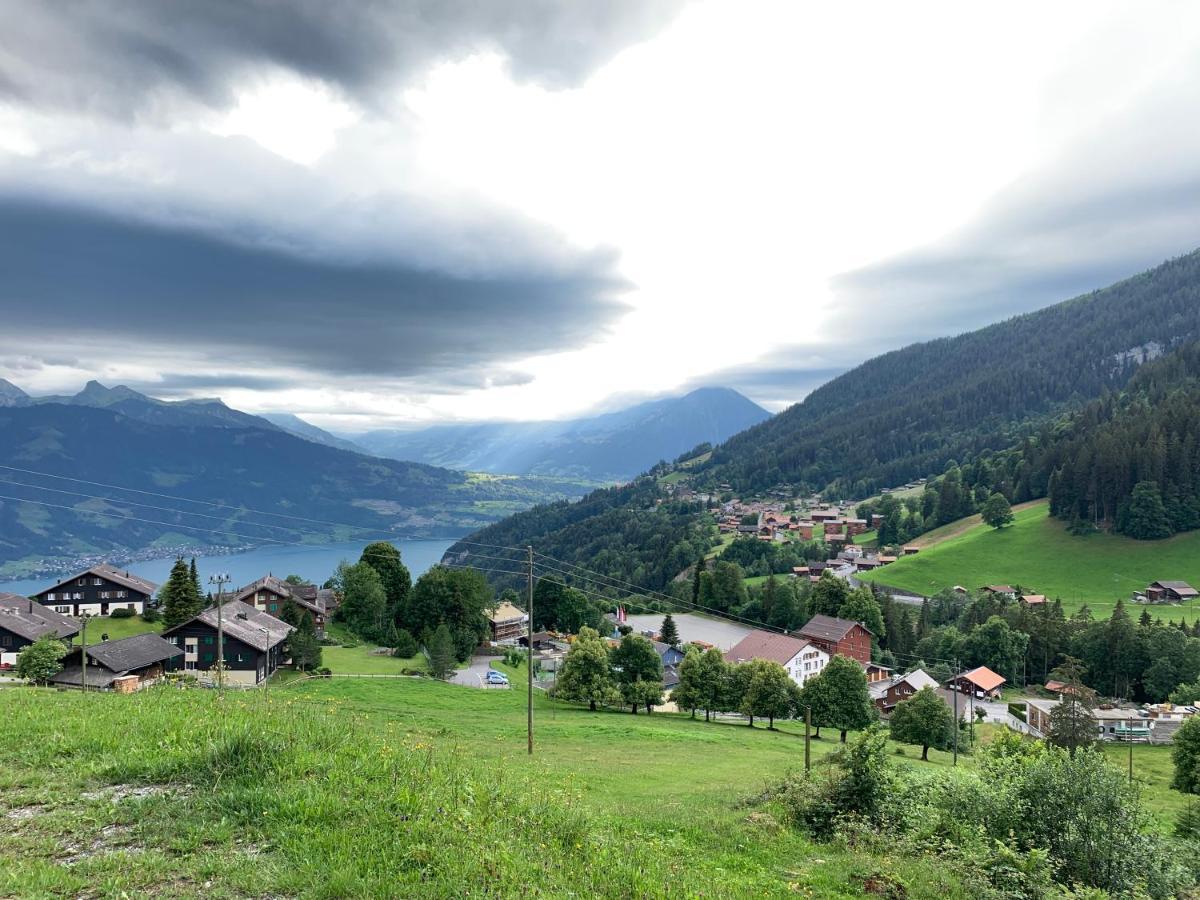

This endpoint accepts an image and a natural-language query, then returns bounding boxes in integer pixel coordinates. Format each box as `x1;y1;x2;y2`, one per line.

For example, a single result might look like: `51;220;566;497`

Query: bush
314;667;332;677
1177;799;1200;840
109;607;135;619
393;629;419;658
140;607;161;623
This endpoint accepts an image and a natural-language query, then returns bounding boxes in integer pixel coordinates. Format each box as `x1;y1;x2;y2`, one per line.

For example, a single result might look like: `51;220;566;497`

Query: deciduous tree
554;626;619;711
981;492;1014;529
889;686;953;760
15;635;66;685
740;658;793;729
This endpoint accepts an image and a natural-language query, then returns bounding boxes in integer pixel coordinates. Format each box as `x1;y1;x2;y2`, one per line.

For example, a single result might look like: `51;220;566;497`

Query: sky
3;1;1200;431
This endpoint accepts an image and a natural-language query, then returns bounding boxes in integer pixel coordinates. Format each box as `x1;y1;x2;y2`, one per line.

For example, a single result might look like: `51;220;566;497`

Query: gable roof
0;593;79;641
958;665;1006;692
37;563;159;597
83;632;182;672
797;614;872;642
164;600;292;652
898;668;939;692
232;575;335;617
1152;580;1199;596
724;630;816;666
487;601;528;625
1020;594;1047;604
981;585;1016;594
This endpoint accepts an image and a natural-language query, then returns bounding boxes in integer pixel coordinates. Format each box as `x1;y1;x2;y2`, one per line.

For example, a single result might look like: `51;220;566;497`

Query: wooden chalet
0;593;79;668
870;668;940;715
949;665;1006;699
49;632;182;691
796;614;873;667
232;575;337;637
162;600;292;686
35;563;158;617
1147;581;1199;603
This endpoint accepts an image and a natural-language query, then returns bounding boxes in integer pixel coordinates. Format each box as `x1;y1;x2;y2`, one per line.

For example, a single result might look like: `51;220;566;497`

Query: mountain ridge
355;386;770;481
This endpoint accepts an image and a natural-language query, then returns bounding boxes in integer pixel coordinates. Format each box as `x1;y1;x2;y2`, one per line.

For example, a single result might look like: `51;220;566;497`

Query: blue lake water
0;539;455;597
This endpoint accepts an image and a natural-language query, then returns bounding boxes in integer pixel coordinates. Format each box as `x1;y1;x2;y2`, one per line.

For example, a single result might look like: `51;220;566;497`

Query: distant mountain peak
73;380;150;406
0;378;29;408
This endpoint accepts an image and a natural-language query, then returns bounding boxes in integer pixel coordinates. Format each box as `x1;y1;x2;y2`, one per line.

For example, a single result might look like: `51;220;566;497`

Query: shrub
393;629;419;658
1176;799;1200;840
140;607;161;623
109;607;135;619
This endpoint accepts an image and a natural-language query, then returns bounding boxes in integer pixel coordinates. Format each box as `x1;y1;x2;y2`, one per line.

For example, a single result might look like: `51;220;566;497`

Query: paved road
450;656;508;689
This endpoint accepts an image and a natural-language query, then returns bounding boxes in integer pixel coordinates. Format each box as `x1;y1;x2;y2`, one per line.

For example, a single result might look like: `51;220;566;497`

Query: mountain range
0;383;588;575
353;387;771;482
0;379;769;574
449;247;1200;589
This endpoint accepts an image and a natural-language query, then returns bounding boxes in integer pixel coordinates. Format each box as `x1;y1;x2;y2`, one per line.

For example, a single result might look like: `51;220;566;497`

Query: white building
724;629;831;687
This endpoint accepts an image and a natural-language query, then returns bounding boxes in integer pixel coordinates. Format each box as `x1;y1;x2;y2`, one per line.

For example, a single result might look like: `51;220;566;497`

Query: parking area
450;656;511;689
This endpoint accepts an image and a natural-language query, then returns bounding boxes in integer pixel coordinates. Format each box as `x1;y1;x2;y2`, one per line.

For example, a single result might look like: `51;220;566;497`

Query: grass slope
860;501;1200;618
0;681;976;899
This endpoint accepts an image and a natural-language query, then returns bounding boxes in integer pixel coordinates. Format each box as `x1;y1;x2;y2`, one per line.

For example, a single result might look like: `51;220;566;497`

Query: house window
269;603;278;612
203;635;214;645
0;636;9;647
94;578;104;585
116;591;127;598
55;606;71;614
77;578;86;585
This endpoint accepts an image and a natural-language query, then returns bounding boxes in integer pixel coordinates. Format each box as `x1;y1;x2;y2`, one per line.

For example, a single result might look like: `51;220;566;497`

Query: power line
0;476;313;538
0;462;527;552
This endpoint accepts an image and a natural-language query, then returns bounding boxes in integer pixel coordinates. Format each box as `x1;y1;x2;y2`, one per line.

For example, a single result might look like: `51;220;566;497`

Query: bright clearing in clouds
2;1;1200;428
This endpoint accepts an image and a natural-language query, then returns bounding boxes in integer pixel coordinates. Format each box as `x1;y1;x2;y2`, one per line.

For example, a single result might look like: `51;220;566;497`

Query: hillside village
5;548;1197;753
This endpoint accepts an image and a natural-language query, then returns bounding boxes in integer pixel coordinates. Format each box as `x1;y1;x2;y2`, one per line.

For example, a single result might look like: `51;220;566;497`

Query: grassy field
859;500;1200;618
0;680;984;899
78;615;163;643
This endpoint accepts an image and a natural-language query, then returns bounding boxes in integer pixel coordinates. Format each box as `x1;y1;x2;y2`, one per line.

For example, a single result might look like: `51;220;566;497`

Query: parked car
486;670;509;685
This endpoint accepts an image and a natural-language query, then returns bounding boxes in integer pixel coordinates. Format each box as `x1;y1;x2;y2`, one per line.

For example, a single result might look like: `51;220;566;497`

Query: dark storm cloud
0;0;686;117
124;373;301;396
0;196;627;377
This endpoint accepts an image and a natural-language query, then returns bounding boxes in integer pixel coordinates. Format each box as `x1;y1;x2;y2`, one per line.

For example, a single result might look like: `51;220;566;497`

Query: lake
0;539;455;597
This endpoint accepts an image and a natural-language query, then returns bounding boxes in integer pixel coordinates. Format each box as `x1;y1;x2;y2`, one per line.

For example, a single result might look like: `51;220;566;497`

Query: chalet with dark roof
1147;581;1199;603
232;575;337;637
796;614;873;666
35;564;158;617
0;593;79;667
162;600;292;686
49;632;182;691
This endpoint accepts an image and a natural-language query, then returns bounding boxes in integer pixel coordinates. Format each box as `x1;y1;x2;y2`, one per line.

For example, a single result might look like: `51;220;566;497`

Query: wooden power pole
527;546;534;756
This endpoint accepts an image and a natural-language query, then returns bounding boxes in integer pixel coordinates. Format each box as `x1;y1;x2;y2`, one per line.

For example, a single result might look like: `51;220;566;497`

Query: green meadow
859;501;1200;618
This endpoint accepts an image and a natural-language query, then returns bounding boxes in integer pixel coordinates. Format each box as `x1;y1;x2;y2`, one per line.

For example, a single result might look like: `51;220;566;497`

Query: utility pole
80;613;89;693
527;546;534;756
952;657;959;766
804;705;811;772
1128;716;1134;784
209;573;231;695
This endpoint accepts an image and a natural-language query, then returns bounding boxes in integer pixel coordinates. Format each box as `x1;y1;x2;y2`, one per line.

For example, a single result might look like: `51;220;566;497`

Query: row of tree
332;543;494;663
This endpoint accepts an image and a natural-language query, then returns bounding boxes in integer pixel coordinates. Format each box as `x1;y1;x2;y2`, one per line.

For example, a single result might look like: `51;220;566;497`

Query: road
450;656;509;689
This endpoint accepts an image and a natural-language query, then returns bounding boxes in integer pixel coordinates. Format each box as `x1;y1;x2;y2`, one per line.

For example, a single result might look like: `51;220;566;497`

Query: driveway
450;656;508;689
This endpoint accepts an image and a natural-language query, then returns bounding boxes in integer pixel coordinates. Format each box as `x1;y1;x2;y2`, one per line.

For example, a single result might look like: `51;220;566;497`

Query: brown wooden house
796;614;873;666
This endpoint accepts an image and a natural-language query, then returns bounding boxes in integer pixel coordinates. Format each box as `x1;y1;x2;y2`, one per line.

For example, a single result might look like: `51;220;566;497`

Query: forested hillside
444;478;712;593
453;248;1200;585
699;249;1200;498
0;403;585;570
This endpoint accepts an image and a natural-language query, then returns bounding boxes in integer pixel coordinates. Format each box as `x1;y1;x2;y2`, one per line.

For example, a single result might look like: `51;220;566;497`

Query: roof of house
652;640;683;658
981;585;1016;594
1021;594;1046;604
957;665;1006;692
165;600;292;651
797;614;872;642
232;575;335;617
870;668;939;701
487;601;528;625
724;630;816;666
84;632;182;672
0;593;80;641
37;563;159;597
1152;580;1199;596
